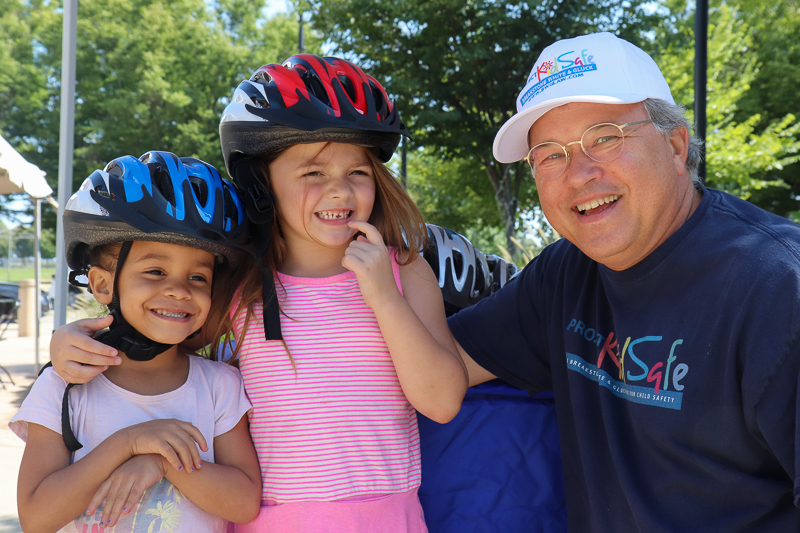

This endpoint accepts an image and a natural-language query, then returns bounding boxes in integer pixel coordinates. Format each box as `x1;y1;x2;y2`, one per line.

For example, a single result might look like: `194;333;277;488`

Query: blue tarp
418;381;567;532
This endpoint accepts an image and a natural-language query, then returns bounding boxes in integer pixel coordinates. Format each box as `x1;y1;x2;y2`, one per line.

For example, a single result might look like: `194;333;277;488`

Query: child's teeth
157;310;187;318
318;211;351;220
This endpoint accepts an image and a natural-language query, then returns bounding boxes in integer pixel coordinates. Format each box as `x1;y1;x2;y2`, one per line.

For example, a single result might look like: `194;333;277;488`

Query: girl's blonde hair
208;144;428;365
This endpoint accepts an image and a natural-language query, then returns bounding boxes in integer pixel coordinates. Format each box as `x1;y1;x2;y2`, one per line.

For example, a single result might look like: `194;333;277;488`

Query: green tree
649;2;799;209
0;0;321;233
308;0;660;254
726;0;800;216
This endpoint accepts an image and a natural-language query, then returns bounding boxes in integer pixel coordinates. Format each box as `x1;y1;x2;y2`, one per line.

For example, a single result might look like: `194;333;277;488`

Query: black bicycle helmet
423;224;519;317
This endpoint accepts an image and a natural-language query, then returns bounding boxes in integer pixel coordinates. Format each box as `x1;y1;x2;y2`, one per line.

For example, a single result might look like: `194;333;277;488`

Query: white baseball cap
493;32;675;163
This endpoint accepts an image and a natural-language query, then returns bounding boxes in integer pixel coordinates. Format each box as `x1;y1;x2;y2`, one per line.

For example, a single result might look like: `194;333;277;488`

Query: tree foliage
0;0;321;228
308;0;660;253
649;1;799;213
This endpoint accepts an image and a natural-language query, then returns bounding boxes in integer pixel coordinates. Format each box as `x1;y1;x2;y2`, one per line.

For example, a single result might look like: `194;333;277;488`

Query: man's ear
87;266;114;305
668;126;690;177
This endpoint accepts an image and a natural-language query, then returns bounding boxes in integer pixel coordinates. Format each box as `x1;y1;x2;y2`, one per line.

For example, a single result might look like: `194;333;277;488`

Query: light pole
694;0;708;183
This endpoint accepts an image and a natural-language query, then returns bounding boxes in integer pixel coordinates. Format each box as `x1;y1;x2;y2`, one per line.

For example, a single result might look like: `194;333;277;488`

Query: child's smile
316;209;352;222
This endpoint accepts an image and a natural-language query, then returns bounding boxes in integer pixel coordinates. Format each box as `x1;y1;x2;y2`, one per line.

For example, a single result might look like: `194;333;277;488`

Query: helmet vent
189;176;209;205
222;185;236;220
369;82;387;116
303;72;331;107
338;75;357;103
252;69;273;86
149;162;176;206
106;162;124;178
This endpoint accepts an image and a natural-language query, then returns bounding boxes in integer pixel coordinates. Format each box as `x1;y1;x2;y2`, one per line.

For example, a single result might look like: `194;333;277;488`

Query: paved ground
0;313;54;533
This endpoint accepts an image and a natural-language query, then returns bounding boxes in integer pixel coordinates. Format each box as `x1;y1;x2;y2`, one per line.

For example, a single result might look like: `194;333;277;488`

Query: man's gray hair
642;98;704;185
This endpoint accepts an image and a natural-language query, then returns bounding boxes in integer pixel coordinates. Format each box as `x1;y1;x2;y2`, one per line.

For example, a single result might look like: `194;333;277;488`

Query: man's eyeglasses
525;120;652;181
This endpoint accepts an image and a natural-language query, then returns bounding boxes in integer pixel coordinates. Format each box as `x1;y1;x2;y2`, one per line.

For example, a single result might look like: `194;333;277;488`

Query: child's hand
50;316;121;383
88;454;166;528
122;419;208;473
343;221;403;310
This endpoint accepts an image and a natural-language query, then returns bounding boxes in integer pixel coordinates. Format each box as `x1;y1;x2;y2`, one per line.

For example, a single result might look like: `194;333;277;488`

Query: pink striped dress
232;255;426;531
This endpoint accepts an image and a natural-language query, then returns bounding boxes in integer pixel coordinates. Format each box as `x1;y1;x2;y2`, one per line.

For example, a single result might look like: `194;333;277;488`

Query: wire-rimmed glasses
525;120;652;181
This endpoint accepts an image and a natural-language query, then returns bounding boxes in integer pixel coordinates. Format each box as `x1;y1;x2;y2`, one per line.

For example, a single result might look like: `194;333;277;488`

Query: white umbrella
0;136;52;198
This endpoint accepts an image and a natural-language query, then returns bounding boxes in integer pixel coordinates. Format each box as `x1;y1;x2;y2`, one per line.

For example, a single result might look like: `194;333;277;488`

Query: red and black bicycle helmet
220;54;409;178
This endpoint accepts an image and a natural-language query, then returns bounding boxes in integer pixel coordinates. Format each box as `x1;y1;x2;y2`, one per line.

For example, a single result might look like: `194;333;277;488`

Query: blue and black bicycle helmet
65;151;251;274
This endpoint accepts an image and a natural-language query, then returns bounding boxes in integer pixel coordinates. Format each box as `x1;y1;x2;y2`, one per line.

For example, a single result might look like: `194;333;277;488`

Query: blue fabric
418;381;567;532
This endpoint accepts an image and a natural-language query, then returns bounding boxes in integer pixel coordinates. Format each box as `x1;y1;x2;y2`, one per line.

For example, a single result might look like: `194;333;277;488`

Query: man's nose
563;146;603;187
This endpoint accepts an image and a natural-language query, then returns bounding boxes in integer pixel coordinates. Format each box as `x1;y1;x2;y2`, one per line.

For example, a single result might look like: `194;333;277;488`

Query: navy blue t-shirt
449;188;800;532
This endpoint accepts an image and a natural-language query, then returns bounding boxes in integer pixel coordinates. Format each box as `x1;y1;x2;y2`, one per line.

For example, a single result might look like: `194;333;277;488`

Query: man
449;31;800;531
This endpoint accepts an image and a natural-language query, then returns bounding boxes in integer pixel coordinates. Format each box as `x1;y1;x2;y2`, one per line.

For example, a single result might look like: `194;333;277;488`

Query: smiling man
448;32;800;531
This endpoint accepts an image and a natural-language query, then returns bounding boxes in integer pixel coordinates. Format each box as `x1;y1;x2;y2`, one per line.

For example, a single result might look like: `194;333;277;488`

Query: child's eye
144;269;165;276
189;274;208;283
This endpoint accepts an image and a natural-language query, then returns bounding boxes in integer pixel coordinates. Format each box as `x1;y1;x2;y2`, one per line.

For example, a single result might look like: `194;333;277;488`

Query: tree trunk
483;158;521;258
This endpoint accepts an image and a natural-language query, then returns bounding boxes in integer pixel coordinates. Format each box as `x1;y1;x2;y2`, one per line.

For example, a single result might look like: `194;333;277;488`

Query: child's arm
49;315;121;383
160;416;262;523
344;221;469;423
50;317;211;382
17;419;206;533
92;416;261;526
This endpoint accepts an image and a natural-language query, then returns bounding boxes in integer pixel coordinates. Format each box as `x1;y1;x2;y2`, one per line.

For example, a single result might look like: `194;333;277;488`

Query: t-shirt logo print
565;319;690;410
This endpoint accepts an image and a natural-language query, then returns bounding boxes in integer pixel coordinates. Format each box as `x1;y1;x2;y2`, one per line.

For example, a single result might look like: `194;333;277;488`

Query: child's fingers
61;360;108;384
120;478;148;514
87;478;111;515
169;426;206;471
128;419;207;471
100;478;131;528
152;431;201;472
348;221;385;246
179;420;209;454
50;316;121;382
155;443;184;473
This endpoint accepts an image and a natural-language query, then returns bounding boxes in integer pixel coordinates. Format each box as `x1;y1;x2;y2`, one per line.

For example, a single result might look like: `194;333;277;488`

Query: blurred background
0;0;797;264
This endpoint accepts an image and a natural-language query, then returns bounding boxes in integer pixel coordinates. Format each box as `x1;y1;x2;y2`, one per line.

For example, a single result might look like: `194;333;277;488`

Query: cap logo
520;49;597;107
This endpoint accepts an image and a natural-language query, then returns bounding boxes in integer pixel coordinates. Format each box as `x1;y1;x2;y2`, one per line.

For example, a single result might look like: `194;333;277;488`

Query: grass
0;265;56;283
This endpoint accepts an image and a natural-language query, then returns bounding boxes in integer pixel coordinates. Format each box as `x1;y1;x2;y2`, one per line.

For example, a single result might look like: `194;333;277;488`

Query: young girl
13;151;261;532
50;55;468;532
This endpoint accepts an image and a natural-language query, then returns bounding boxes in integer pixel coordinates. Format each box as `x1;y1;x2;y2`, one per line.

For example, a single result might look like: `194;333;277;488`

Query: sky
265;0;290;17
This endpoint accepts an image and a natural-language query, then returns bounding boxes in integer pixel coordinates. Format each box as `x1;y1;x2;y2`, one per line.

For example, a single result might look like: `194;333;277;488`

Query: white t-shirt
10;355;252;533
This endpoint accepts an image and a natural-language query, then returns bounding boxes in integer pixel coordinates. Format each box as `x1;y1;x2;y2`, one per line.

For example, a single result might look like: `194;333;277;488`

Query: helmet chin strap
94;241;199;361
